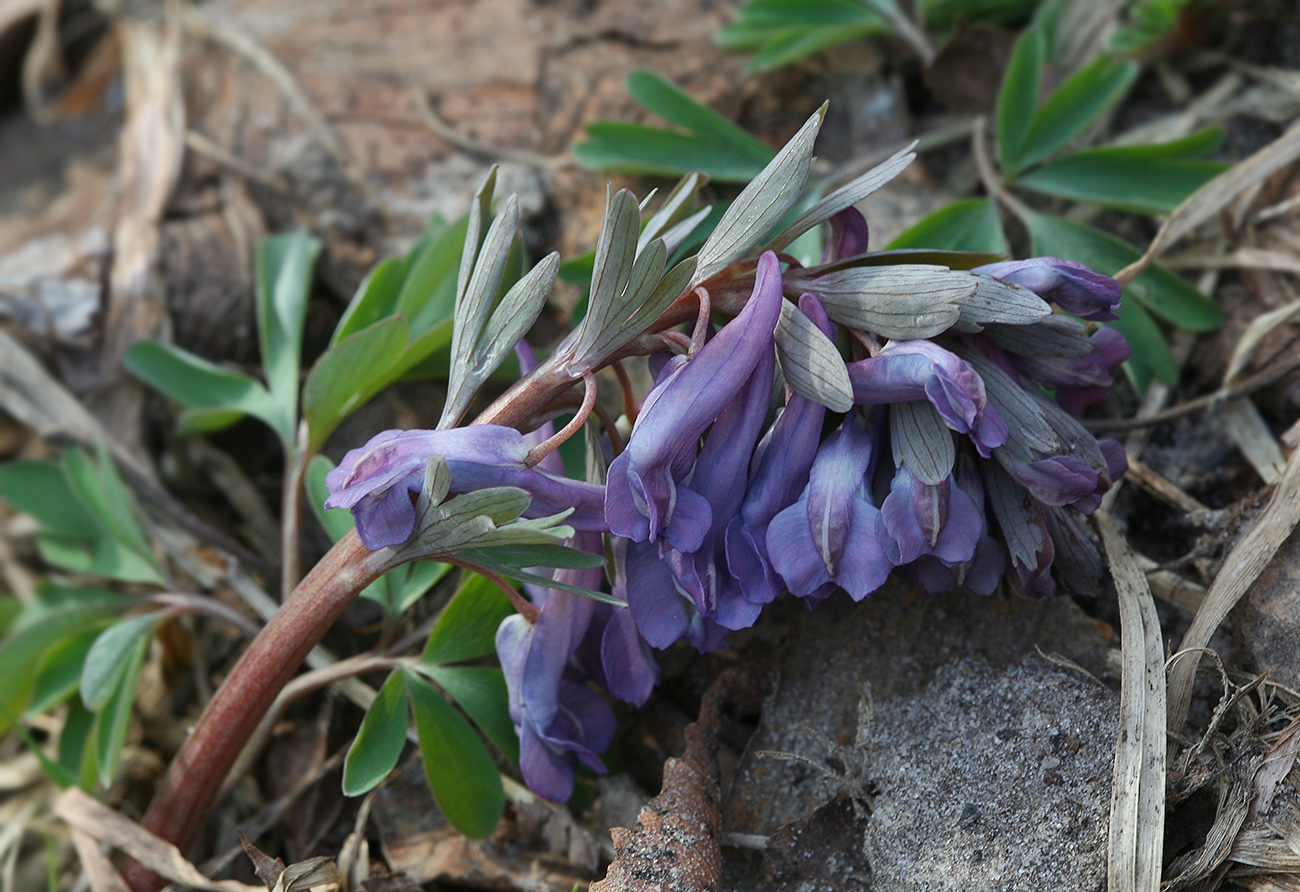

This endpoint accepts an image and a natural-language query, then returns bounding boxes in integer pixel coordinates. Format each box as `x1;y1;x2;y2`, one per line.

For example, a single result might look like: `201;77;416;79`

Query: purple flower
824;207;870;262
605;251;784;552
876;465;982;567
623;334;777;649
891;456;1004;596
974;258;1121;322
766;411;895;603
726;294;833;610
847;340;1008;456
325;426;606;550
497;535;618;802
497;602;616;801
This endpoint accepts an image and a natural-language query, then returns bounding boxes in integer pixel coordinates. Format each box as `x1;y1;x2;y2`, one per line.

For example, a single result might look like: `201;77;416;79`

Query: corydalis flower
975;258;1121;322
605;250;784;551
326;426;604;550
624;332;777;650
766;411;894;603
847;339;1008;456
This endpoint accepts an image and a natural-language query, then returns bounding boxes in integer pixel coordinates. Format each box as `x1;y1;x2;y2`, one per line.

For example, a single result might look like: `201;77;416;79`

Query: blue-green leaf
342;670;409;796
406;671;504;838
886;198;1008;254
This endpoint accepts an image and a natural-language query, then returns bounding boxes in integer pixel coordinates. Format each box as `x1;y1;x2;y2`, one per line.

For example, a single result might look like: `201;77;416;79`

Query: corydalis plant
133;104;1129;889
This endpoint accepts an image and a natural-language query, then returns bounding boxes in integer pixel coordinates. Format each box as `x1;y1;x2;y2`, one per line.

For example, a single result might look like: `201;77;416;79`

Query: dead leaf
55;787;263;892
1095;511;1166;892
591;669;734;892
1250;716;1300;823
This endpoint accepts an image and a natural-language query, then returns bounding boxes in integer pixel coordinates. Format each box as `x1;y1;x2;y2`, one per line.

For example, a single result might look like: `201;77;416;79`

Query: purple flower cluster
325;211;1130;800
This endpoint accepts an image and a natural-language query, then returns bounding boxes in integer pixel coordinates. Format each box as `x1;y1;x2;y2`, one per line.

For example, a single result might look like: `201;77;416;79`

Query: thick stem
122;531;391;892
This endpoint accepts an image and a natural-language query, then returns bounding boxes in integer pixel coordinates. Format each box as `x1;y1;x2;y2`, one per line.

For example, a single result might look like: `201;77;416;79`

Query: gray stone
722;579;1118;892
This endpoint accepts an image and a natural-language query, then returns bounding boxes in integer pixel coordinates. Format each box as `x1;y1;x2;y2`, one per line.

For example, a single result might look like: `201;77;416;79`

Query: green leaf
625;69;775;164
0;461;99;537
389;560;453;616
124;340;280;435
332;257;409;346
305;455;355;542
1013;55;1139;173
342;670;409;796
255;231;322;430
458;552;625;607
36;532;163;585
29;628;99;714
996;28;1044;173
486;544;605;570
393;216;468;337
1022;211;1221;331
574;123;772;183
1017;148;1228;215
92;631;147;785
419;572;515;667
0;700;78;790
0;605;114;735
406;671;504;838
57;700;97;789
886;198;1008;254
62;445;155;568
419;665;518;763
81;615;159;710
304;315;411;452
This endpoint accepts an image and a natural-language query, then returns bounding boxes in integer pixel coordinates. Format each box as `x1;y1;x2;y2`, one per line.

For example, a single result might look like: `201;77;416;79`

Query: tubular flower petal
605;251;784;549
848;340;1008;456
974;258;1121;322
496;538;617;802
325;426;605;550
766;411;894;603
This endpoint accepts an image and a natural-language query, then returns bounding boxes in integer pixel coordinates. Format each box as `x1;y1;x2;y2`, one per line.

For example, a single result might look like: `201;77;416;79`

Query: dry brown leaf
55;787;263;892
1167;447;1300;732
1117;120;1300;284
1250;716;1300;823
592;670;733;892
1096;511;1166;892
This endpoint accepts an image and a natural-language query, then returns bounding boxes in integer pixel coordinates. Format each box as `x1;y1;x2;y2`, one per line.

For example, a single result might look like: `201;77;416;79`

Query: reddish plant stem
123;531;392;892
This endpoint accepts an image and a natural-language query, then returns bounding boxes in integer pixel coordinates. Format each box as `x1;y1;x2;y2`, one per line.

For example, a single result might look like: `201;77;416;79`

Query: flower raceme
326;228;1133;800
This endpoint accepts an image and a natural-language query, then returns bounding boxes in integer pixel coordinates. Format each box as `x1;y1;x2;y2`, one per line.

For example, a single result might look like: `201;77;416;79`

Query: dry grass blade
71;829;132;892
1095;511;1166;892
1167;447;1300;733
1116;119;1300;284
55;788;262;892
